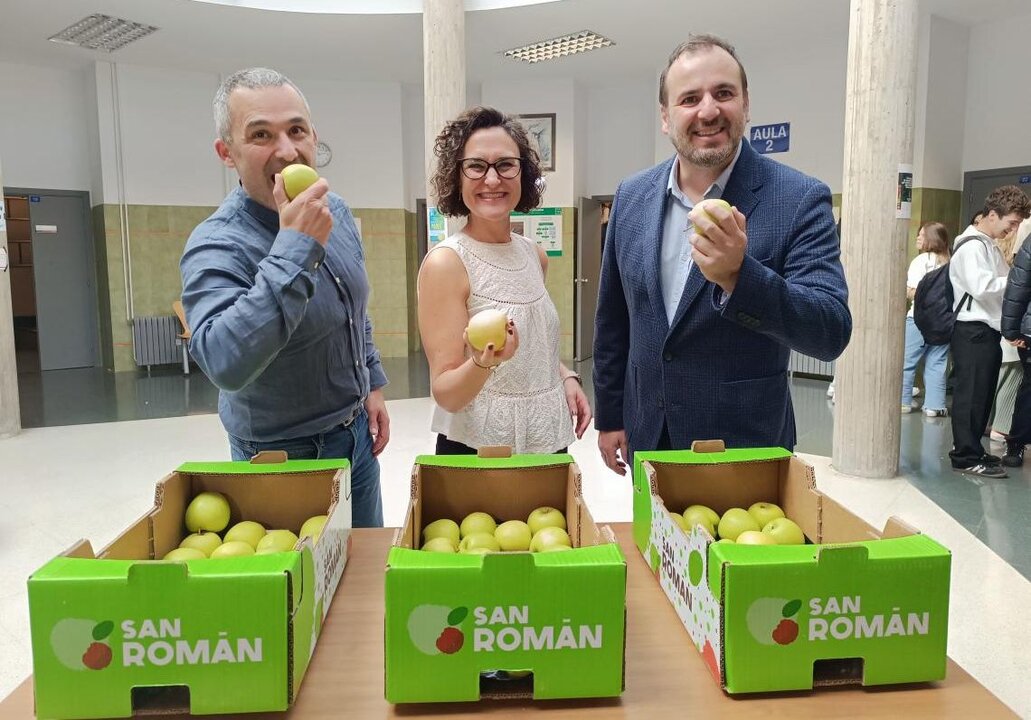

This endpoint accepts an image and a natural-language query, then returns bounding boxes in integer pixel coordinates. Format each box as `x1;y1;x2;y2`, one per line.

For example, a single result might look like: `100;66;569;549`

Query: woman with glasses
417;106;591;455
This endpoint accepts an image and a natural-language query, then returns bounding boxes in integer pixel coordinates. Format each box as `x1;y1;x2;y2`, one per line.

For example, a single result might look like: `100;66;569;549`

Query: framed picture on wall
517;113;556;172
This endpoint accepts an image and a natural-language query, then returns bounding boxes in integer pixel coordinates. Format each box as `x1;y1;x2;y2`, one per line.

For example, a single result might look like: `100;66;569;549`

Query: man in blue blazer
593;34;851;475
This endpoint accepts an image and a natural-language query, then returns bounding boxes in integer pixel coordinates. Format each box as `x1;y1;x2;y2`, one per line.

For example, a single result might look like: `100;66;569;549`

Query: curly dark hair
431;106;544;217
983;185;1031;220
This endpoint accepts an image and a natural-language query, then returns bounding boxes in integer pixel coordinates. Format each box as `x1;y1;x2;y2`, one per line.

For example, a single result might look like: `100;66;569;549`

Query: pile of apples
162;491;329;561
672;501;807;546
421;506;571;554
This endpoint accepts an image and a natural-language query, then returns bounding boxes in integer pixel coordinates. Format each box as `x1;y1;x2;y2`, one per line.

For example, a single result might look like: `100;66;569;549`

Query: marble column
423;0;466;202
833;0;920;477
0;154;21;438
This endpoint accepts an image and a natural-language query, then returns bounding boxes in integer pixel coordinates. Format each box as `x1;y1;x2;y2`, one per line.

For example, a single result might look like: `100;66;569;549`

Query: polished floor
2;357;1029;715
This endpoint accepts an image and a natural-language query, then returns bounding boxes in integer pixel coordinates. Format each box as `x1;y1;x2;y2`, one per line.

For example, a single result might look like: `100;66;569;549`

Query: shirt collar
236;186;281;231
666;140;743;205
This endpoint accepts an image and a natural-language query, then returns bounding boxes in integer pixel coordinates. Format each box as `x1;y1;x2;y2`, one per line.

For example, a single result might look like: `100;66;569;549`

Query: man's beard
671;124;742;169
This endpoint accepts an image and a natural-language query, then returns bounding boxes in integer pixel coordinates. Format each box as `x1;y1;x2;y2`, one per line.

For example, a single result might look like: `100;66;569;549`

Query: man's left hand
364;389;390;456
688;204;748;294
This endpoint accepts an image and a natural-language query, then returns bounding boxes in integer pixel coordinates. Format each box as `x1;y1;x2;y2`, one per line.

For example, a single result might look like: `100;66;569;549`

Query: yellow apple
494;520;532;551
299;515;328;542
224;520;266;549
256;529;300;554
163;547;206;561
529;526;572;553
684;504;720;527
762;517;806;545
736;530;777;546
178;531;222;557
421;537;457;553
682;506;718;537
210;541;255;558
466;309;509;351
717;508;760;541
281;164;319;200
459;532;501;553
694;198;732;239
460;511;497;538
526;506;566;536
184;491;231;533
671;513;690;532
748;502;785;529
422;518;460;548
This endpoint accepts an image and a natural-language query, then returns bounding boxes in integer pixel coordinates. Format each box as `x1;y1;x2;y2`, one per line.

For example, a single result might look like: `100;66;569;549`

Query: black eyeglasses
460;157;522;180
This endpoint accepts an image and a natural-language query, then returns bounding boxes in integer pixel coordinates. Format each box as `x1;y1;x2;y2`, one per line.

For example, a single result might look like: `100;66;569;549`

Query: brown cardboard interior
98;512;154;560
818;493;883;544
397;462;605;550
779;459;821;542
648;459;781;517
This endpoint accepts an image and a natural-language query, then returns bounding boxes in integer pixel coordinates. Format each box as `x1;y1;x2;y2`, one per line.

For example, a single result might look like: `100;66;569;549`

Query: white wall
481;78;576;207
916;16;969;190
586;79;655;197
0;62;93;195
963;12;1031;173
403;83;425;210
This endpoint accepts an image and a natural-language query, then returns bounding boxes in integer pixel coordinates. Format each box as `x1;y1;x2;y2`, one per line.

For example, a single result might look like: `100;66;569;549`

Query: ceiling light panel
504;29;614;64
48;14;159;52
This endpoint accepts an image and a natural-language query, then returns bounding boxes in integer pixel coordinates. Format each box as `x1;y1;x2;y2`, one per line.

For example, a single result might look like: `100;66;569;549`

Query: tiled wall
831;188;962;261
546;207;576;361
352;208;413;358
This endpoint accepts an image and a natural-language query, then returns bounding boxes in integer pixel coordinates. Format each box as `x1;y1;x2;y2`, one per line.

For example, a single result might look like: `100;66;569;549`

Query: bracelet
563;373;583;387
471;356;497;372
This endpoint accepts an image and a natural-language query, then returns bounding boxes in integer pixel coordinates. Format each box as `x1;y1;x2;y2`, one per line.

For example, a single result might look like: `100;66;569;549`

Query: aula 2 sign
750;123;790;154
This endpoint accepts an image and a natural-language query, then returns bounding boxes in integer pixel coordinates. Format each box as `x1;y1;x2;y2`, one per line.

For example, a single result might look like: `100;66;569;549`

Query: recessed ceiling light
504;29;614;64
48;14;159;52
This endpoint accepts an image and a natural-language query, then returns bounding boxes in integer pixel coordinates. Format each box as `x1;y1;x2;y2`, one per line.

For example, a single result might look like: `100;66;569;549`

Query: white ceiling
1;0;1029;87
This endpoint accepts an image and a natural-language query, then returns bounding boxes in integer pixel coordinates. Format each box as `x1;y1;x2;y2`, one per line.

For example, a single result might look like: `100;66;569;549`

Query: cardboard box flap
99;510;155;561
640;459;783;517
414;453;574;469
176;459;350;475
881;516;918;539
818;493;881;544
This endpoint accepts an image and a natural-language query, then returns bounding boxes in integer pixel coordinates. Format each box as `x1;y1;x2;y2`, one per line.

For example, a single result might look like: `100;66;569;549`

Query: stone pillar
0;153;21;438
423;0;465;202
833;0;920;477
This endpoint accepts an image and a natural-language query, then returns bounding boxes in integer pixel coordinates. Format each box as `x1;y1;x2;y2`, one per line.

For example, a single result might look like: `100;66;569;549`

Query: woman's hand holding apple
465;318;518;370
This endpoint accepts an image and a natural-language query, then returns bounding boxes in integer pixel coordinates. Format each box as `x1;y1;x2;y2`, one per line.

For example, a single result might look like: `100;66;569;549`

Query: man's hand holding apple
687;198;748;294
273;173;333;247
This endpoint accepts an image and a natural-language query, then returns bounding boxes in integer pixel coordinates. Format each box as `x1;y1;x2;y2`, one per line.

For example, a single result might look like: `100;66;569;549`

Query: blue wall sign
30;195;41;202
750;123;790;154
1019;175;1030;184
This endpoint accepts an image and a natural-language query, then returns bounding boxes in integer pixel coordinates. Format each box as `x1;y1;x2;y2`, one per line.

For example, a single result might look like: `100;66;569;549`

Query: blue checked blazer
593;141;851;457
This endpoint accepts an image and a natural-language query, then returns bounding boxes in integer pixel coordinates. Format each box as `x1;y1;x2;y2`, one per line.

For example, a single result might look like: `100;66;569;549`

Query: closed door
962;167;1031;225
29;194;99;370
575;197;604;361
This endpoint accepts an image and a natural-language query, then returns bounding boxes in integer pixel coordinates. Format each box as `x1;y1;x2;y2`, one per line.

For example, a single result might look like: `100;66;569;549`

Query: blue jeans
902;316;948;410
227;408;383;528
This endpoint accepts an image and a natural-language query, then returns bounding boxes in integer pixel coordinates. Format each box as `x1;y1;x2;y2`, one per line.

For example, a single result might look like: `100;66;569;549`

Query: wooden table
2;526;1016;719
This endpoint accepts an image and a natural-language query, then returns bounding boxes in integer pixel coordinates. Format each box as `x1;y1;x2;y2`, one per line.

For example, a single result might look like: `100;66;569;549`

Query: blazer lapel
668;142;762;333
643;160;674;333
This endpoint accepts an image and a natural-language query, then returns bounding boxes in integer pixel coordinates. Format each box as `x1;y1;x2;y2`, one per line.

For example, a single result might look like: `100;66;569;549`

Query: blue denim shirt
180;187;387;442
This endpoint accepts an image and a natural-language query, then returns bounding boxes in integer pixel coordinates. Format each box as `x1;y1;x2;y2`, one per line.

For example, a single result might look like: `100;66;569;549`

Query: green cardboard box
385;454;627;703
632;442;951;694
28;456;352;719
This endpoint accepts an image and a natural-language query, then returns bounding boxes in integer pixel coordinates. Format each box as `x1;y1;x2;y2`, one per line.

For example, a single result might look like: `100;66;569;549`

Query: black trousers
949;321;1002;467
1005;345;1031;446
435;435;567;455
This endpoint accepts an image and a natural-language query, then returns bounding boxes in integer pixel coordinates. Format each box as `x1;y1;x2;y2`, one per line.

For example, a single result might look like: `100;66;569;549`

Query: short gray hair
213;67;311;144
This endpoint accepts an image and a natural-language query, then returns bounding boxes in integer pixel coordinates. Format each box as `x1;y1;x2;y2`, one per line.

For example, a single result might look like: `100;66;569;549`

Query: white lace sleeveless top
429;232;575;453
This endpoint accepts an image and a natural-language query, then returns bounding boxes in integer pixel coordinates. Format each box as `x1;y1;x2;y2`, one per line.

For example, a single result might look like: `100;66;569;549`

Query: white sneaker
924;408;947;418
826;384;835;398
901;405;913;414
913;387;922;397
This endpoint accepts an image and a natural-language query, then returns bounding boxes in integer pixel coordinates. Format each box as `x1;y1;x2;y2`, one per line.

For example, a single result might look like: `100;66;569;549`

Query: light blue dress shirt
660;142;743;324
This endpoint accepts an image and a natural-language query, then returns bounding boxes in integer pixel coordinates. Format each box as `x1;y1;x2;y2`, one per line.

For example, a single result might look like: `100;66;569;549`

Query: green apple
684;504;720;526
210;541;255;558
299;515;328;542
184;491;231;533
682;506;718;537
748;502;785;529
460;511;497;539
694;198;732;238
495;520;532;551
178;532;221;557
459;532;501;553
736;530;777;546
422;518;460;547
713;538;735;545
529;526;572;553
527;506;566;536
256;529;299;554
762;517;806;545
281;163;319;200
671;513;690;532
163;547;206;561
717;508;760;541
462;546;493;555
466;309;509;351
421;537;457;553
224;520;266;549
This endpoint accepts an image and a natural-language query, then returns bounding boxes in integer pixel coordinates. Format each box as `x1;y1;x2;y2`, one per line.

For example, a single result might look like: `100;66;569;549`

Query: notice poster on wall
427;206;448;246
0;201;6;233
896;164;913;219
510;207;562;256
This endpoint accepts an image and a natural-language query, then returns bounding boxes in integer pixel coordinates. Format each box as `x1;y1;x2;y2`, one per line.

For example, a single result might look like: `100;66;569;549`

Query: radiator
133;315;183;368
788;351;835;380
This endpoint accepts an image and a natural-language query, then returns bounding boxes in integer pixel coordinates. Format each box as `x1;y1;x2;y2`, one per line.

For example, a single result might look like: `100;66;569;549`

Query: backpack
912;236;981;345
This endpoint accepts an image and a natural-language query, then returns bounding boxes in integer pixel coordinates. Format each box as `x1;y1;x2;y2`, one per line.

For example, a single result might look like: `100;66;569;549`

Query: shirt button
663;352;673;362
658;397;665;408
